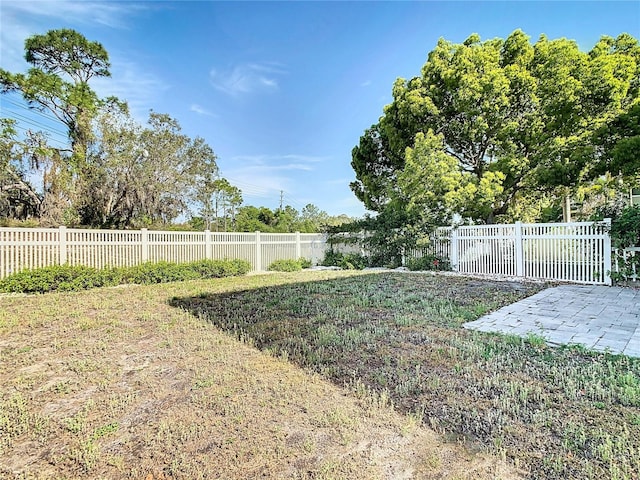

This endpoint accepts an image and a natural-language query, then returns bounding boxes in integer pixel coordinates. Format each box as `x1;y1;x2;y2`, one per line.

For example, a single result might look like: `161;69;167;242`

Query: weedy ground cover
172;272;640;480
1;270;521;480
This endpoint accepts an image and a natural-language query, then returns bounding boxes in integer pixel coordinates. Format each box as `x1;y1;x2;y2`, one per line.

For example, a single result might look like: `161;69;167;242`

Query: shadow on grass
168;272;640;480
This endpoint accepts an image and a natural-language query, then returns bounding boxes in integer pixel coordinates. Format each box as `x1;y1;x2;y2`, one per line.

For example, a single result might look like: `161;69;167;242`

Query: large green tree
398;130;505;225
350;124;397;211
231;204;335;233
86;108;220;228
0;28;113;223
194;177;243;231
299;203;330;232
593;103;640;181
1;28;227;229
351;30;640;224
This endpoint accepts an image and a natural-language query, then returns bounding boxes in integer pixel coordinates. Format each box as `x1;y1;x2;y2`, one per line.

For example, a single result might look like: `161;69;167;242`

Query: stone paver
463;285;640;357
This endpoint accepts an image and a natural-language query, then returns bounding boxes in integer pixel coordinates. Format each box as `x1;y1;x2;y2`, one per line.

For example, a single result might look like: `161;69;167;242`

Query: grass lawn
1;270;639;479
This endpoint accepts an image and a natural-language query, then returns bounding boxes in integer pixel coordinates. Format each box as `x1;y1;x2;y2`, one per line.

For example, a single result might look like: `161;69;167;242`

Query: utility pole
279;190;283;210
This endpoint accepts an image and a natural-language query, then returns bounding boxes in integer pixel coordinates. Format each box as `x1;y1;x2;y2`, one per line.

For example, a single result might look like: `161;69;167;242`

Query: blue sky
1;1;639;218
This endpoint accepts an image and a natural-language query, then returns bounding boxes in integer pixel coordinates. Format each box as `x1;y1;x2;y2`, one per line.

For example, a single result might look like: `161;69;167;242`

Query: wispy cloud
232;154;326;169
219;153;328;201
209;62;286;96
360;80;372;87
0;20;32;72
190;104;216;117
92;58;169;122
1;1;147;29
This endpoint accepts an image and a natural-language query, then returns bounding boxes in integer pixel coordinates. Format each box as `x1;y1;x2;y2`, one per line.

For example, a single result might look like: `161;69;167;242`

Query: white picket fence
436;220;612;285
0;221;621;285
0;227;326;278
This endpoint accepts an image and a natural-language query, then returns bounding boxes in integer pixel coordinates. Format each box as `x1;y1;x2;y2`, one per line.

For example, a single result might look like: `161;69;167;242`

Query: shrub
120;261;199;285
0;265;120;294
298;257;312;269
341;253;369;270
268;258;308;272
321;250;344;267
0;258;252;294
406;254;451;271
611;206;640;249
268;259;302;272
321;251;369;270
193;259;251;277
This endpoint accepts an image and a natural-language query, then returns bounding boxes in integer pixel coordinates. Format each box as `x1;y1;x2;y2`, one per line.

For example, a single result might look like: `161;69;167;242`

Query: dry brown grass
0;270;520;479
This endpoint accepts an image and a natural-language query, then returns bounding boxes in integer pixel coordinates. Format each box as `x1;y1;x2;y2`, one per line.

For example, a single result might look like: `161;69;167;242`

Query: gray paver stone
463;284;640;359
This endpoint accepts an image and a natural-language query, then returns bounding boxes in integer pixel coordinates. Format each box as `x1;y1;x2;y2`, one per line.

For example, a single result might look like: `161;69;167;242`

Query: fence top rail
0;226;145;235
523;220;609;227
0;227;66;234
451;220;609;230
0;226;327;237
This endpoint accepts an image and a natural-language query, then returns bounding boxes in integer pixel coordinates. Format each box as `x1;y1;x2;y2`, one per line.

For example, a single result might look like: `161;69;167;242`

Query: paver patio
464;285;640;357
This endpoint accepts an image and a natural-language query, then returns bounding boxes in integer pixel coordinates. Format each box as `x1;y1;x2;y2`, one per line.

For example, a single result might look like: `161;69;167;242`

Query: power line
1;92;70;147
216;168;313;210
5;102;66;128
2;94;66;125
223;181;272;197
11;124;69;149
222;176;279;197
3;109;69;139
3;103;68;130
2;93;315;211
283;193;307;211
220;174;309;210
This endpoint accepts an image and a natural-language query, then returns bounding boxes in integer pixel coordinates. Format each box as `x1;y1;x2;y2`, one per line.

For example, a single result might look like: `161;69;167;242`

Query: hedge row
0;259;252;294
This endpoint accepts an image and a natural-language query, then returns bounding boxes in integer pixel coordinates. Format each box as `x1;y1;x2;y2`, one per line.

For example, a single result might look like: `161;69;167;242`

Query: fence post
205;229;212;259
515;221;524;277
295;231;301;259
59;226;67;265
255;231;262;271
450;228;459;271
141;228;149;263
311;239;318;265
603;218;612;286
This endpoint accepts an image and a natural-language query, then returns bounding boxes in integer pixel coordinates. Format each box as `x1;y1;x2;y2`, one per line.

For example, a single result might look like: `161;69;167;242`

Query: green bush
611;206;640;249
298;257;312;269
406;254;451;271
192;259;251;277
120;259;252;284
268;259;302;272
321;251;369;270
0;265;120;294
321;250;344;267
120;261;200;284
268;257;312;272
0;258;252;294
